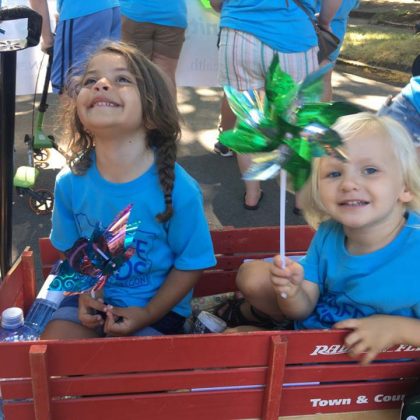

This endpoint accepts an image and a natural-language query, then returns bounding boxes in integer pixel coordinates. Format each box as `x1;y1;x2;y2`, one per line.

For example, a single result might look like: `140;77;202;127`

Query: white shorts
218;28;319;90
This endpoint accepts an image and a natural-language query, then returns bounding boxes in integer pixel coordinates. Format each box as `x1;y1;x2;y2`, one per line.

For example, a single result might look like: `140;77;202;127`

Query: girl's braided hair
60;41;181;223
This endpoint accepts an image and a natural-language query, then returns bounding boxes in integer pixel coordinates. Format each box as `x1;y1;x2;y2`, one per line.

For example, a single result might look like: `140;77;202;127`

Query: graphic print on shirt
311;291;368;326
75;213;154;288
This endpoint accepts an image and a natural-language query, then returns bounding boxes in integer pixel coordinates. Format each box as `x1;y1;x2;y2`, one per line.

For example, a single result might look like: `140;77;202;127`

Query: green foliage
341;25;418;73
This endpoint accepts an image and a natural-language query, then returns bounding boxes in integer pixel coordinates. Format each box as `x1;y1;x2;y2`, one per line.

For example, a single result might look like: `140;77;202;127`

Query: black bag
293;0;340;63
315;23;340;62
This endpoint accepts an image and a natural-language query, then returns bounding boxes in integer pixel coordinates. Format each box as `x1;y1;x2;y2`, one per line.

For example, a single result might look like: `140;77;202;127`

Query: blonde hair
300;112;420;229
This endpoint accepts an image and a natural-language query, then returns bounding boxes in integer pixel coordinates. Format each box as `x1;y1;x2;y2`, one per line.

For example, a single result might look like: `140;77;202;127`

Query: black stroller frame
0;6;42;276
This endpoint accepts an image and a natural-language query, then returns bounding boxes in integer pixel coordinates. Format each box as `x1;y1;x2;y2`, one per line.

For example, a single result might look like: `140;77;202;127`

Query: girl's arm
103;268;202;336
334;315;420;365
270;255;319;320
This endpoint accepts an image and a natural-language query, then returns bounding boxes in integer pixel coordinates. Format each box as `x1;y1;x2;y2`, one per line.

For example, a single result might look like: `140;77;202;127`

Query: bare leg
41;320;100;340
236;260;285;321
322;67;334;102
220;94;236;131
152;51;179;99
237;154;262;207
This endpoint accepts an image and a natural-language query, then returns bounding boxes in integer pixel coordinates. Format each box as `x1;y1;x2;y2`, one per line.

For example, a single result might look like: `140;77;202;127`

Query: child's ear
399;185;414;204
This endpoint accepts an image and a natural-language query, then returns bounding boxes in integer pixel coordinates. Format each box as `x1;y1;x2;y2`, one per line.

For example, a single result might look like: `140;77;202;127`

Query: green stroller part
13;167;54;215
13;165;39;188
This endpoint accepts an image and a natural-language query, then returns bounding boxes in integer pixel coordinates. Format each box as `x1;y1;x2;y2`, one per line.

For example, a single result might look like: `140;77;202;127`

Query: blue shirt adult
328;0;359;61
119;0;187;29
58;0;120;21
219;0;318;53
296;211;420;330
51;154;216;318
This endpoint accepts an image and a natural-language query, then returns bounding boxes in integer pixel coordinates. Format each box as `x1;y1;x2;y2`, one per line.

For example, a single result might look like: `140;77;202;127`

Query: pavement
8;67;404;286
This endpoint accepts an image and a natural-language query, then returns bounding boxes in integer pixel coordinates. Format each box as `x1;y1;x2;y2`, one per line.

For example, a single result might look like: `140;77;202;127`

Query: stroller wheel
29;189;54;215
33;148;50;162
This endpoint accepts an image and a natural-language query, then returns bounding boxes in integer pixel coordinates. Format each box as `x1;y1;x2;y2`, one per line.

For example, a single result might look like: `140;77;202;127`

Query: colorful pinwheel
220;58;360;297
219;56;360;189
49;204;140;295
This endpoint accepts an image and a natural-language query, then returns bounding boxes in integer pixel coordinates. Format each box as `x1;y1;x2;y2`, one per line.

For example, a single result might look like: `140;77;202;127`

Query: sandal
212;297;276;329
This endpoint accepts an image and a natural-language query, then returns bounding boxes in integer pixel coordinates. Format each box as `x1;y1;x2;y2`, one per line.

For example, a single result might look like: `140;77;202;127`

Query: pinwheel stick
279;169;288;299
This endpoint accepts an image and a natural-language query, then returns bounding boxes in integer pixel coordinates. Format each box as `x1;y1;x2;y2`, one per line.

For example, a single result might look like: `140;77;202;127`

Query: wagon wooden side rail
0;226;419;420
38;225;315;297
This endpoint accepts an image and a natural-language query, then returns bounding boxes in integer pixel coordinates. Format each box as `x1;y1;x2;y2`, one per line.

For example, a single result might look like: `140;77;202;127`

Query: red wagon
0;226;419;420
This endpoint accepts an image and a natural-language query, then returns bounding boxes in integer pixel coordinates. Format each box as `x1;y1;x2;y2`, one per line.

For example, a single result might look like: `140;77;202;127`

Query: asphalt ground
8;66;404;287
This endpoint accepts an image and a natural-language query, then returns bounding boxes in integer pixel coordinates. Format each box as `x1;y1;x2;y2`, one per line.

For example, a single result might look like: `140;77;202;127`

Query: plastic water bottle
0;307;38;342
25;260;64;335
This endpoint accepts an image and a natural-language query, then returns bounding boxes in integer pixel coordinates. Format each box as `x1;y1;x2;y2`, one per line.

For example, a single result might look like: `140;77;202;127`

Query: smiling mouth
90;101;120;108
339;200;369;207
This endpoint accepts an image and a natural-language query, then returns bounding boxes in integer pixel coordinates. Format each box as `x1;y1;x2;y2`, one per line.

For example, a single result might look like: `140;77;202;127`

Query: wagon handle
0;6;42;52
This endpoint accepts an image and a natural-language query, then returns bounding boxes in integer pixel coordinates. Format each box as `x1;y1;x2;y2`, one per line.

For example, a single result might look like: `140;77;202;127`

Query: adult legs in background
214;93;236;157
122;17;185;99
217;29;319;208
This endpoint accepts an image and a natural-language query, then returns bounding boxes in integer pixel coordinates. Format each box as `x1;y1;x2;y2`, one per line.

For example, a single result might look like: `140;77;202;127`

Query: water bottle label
45;290;64;306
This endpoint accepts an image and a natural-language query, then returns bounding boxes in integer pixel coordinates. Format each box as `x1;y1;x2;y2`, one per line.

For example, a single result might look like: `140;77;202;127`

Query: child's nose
93;78;111;91
340;174;360;191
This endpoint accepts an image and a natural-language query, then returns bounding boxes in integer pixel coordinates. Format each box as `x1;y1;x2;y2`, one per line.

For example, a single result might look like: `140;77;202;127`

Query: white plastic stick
280;169;288;299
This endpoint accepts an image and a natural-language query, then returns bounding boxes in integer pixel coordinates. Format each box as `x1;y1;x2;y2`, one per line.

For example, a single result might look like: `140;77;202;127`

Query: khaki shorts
218;28;319;90
122;17;186;59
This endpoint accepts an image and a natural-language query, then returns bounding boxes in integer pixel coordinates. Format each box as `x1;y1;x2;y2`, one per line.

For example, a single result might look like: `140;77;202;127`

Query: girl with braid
42;41;216;340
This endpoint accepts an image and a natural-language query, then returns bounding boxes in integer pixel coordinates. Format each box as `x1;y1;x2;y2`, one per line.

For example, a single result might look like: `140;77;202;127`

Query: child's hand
103;305;152;336
334;315;402;365
78;293;106;329
270;255;304;299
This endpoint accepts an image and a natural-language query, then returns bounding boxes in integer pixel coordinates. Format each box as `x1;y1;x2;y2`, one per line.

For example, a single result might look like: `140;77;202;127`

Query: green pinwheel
219;55;360;190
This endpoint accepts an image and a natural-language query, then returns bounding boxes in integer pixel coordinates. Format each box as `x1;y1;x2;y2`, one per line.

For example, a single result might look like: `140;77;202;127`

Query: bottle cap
1;307;24;329
194;311;227;333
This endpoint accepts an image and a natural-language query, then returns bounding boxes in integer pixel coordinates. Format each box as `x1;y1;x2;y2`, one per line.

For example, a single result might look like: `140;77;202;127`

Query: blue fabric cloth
58;0;120;20
119;0;187;29
50;154;216;318
51;7;121;93
402;76;420;114
219;0;318;53
296;211;420;330
377;77;420;146
328;0;359;61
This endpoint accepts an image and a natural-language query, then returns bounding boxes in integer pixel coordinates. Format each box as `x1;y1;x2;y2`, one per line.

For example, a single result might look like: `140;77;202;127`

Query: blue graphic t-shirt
296;211;420;330
51;155;216;317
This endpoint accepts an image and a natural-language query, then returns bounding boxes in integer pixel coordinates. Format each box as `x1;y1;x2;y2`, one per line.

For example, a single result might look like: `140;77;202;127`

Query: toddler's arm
270;255;319;320
103;268;202;336
334;315;420;365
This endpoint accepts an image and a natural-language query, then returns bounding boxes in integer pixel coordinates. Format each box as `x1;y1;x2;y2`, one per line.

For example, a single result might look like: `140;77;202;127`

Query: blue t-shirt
50;155;216;318
328;0;359;61
296;211;420;330
120;0;187;29
219;0;318;53
402;76;420;114
58;0;120;21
